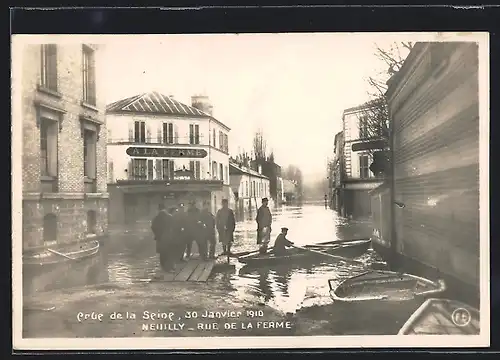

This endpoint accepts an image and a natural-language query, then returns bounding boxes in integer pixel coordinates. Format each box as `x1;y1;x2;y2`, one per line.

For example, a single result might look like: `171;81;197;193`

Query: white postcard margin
11;32;490;350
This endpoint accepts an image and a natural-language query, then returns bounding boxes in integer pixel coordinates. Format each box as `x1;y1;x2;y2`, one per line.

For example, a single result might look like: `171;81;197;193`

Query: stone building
106;93;233;223
19;43;108;250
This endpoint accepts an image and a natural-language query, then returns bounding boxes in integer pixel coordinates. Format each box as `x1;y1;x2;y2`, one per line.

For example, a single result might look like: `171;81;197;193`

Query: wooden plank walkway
152;258;216;283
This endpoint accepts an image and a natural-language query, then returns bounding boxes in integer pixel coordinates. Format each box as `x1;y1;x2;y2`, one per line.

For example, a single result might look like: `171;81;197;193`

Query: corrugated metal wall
391;42;479;287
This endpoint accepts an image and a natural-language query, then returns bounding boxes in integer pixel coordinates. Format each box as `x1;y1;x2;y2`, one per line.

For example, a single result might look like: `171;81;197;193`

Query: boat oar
47;248;76;260
290;244;365;267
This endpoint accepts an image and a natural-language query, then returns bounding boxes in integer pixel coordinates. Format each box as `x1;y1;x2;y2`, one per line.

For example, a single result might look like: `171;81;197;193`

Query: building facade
335;104;384;218
371;42;480;298
106;92;233;223
19;43;108;250
229;162;271;216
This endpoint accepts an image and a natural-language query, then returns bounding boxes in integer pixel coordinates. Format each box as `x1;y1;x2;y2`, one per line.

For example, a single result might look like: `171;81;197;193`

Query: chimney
191;95;213;116
258;165;262;174
169;94;174;99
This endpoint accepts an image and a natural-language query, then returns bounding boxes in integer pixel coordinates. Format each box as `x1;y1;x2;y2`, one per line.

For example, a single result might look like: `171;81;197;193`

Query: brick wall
19;43;108;249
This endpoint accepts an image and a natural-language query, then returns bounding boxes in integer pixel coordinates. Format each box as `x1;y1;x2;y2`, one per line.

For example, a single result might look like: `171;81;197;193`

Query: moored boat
238;239;371;266
398;298;480;335
23;240;100;266
329;270;446;302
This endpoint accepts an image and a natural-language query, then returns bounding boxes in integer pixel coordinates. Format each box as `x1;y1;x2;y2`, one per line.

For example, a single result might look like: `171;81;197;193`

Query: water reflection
24;204;378;315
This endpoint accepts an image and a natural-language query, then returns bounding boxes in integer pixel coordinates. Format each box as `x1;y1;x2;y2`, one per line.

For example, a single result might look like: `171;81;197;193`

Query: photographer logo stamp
452;307;472;327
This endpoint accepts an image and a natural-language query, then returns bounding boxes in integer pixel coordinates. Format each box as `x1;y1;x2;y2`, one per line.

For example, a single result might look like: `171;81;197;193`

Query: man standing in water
200;200;216;259
216;199;236;255
185;200;203;260
256;197;272;246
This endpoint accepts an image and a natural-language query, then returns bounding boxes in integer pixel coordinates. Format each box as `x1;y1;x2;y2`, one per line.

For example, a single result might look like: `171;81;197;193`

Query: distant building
330;131;344;212
335;102;384;218
282;179;298;203
19;43;108;250
106;92;233;223
229;161;270;215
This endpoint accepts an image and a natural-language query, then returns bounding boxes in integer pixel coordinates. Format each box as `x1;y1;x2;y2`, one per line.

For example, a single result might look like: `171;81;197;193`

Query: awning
351;139;388;152
116;181;223;194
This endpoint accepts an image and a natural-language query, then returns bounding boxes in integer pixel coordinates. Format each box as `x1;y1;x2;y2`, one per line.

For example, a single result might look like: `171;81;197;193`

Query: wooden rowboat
23;240;100;266
398;298;480;335
238;239;371;266
329;270;446;302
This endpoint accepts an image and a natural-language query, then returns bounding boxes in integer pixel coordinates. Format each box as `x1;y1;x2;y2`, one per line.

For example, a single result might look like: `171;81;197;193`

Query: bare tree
357;42;414;154
252;129;267;160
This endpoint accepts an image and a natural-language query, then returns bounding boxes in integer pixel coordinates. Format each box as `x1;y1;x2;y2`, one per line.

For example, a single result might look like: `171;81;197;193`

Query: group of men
151;198;236;272
151;196;296;272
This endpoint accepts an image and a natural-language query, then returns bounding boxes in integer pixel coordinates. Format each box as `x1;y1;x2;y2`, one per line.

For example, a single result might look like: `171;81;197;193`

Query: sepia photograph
11;32;489;350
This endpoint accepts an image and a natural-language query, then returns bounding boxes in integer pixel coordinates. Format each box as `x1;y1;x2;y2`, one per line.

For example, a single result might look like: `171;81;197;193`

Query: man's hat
281;227;288;231
262;197;269;202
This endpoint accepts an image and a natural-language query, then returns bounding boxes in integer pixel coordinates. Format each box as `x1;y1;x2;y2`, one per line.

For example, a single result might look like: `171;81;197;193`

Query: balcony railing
107;135;210;146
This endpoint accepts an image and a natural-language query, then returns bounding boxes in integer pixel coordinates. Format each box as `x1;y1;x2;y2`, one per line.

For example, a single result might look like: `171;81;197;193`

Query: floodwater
23;203;426;335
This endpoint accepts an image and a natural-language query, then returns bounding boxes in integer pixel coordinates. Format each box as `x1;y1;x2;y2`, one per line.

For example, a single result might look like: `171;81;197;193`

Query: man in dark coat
273;227;294;256
151;203;174;271
185;200;205;260
200;201;216;259
216;199;236;255
256;198;272;245
172;202;189;262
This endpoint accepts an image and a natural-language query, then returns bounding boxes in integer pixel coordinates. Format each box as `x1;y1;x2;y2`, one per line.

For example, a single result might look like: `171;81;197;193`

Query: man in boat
200;200;216;259
256;198;272;245
273;227;294;256
215;199;236;255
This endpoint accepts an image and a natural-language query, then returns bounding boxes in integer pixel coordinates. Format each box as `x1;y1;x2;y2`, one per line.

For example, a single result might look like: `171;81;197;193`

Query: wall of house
18;43;108;249
388;42;480;289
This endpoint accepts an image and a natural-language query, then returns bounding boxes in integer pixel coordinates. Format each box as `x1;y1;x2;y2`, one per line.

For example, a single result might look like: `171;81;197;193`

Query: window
212;161;217;179
162;159;174;180
147;159;154;180
219;131;223;150
224;134;229;152
245;181;248;197
83;129;97;179
40;44;58;91
360;155;370;179
189;124;200;144
132;159;147;180
43;214;57;244
87;210;97;234
40;118;58;177
220;163;224;182
163;123;174;144
359;115;368;139
212;129;216;147
189;161;201;179
134;121;146;143
82;45;96;105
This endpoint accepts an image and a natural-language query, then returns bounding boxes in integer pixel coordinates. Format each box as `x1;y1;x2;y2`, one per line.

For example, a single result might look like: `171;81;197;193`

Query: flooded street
23;204;425;336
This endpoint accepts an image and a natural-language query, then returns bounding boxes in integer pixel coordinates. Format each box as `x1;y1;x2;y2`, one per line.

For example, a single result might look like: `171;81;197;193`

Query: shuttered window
40;118;58;177
83;129;97;179
134;121;146;143
359;155;370;179
40;44;58;91
82;45;96;105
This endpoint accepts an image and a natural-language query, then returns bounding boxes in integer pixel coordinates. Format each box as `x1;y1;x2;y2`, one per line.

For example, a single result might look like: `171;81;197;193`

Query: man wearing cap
200;201;216;259
273;227;294;256
216;199;236;255
172;202;189;262
151;203;174;271
185;200;205;260
256;198;272;245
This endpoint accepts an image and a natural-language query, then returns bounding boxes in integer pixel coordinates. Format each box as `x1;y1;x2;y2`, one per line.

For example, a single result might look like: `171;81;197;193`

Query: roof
106;91;231;131
107;91;210;117
229;162;269;180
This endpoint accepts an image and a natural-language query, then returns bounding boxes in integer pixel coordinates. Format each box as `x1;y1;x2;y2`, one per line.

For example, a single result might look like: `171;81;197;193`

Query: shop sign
126;147;207;158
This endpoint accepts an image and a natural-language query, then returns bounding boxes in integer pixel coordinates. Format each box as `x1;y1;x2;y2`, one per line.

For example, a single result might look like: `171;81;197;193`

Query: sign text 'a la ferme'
126;147;208;158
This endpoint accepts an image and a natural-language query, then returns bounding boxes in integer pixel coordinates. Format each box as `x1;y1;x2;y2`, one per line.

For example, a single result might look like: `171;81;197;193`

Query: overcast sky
98;33;414;183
